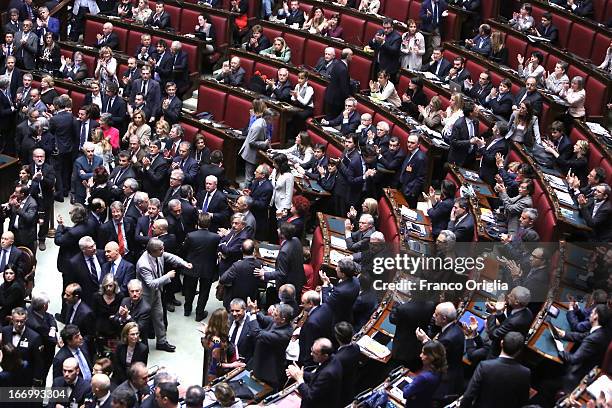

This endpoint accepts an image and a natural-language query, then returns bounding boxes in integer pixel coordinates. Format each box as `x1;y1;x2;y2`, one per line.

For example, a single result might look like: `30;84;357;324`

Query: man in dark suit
3;9;21;35
169;41;189;96
146;1;172;29
62;284;96;349
0;307;43;384
141;141;170;200
113;279;151;334
171;142;199;186
399;135;427;208
14;20;38;70
378;137;406;187
215;56;246;87
0;230;26;279
217;213;250;275
446;56;472;89
465;23;491;57
219;239;262;310
67;235;106;306
95;22;119;50
257;222;305;295
182;213;221;320
196;174;230;233
514;77;543;116
266;68;292;103
533;12;559;44
447;198;475;242
390;299;436;370
1;55;22;105
344;214;375;253
569;0;594;18
297;291;333;366
73;143;103;205
162;169;183;213
7;184;38;253
577;183;612;242
149;40;174;89
334;322;361;407
423;47;451;78
30;148;55;250
461;332;531;408
335;134;364;215
0;75;16;154
248;303;294;390
195;149;226;193
484;78;514;121
416;302;465;399
121;57;141;98
108;152;137;201
130;65;162;119
476;121;508;187
320;258;360;325
313;47;336;78
26;293;58;382
98;201;136;261
52;324;93;380
369;18;402;80
74;105;100;149
160;82;182;125
247;164;273;241
49;95;77;199
102;241;136;296
448;102;478;167
51;357;92;406
87;374;113;408
101;82;127;132
465;70;493;105
324;49;352;119
320;97;360;135
287;338;343;408
547;121;573;161
226;299;256;362
134;198;163;251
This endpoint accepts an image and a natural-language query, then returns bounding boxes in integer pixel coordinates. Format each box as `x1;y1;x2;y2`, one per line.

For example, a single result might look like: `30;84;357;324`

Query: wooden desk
526;301;575;364
0;155;19;203
383;188;434;242
557;368;607;408
357;296;396;363
316;212;354;273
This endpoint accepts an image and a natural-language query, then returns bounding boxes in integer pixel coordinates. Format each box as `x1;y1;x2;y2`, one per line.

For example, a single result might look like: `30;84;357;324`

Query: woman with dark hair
505;101;540;147
401;77;428;118
16;166;32;188
195;14;217;54
369;70;401;108
38;33;61;73
400;19;425;70
402;340;447;408
270;131;314;167
517;51;545;86
280;195;310;239
116;0;133;18
92;357;114;377
423;180;457;238
92;273;122;349
87;166;113;207
322;14;343;39
112;322;149;384
200;308;242;385
99;113;120;152
191;133;211;165
0;266;26;323
271;153;295;216
0;344;31;386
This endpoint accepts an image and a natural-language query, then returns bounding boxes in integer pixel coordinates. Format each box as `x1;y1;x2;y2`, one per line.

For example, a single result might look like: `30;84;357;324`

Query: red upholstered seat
481;0;499;19
385;0;411;22
81;55;96;75
310;82;326;117
203;131;224;152
225;95;252;130
307;129;329;150
530;4;546;22
84;19;103;47
55;87;69;96
602;341;612;374
209;14;229;48
348;54;373;90
377;197;397;242
506;149;523;165
113;27;128;52
588;147;605;171
235;57;255;84
545;53;560;74
70;92;86;115
310;227;324;278
444;172;461;197
364;22;383;48
288;73;298;87
247;0;258;19
327;143;342;158
567;23;594;59
534;208;555;242
181;123;199;142
442;50;458;63
540;103;550;130
592;33;612;64
60;48;72;59
283;33;305;65
585;76;607;117
265;26;284;42
489;71;503;87
569;128;587;144
552;16;571;49
442;10;458;41
299;3;313;15
463;60;480;81
253;62;277;81
393;127;410;151
408;0;421;20
594;0;607;22
197;85;227;121
303;41;338;69
180;43;198;72
504;36;527;68
355;103;374;117
302;264;316;294
398;75;411;98
180;9;200;39
601;157;612;186
339;14;366;46
127;30;143;54
422;84;437;101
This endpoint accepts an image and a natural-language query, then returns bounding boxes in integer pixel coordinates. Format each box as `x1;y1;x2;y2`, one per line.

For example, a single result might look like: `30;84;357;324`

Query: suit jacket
572;0;593;17
399;149;427;199
327;110;360;135
96;32;119;49
460;357;530;408
536;23;559;44
324;59;351;107
466;81;493;105
151;51;174;86
219;256;262;307
427;198;454;238
97;218;136;257
172;156;199;186
335;343;361;406
514;88;543;116
136;251;189;298
0;325;43;382
160;95;182;124
112;296;151;334
54;222;95;273
49;110;77;154
468;34;491;56
248;315;293;388
499;192;532;234
1;67;22;103
26;307;58;358
141;154;169;199
52;344;92;380
217;228;250;272
101;95;127;130
102;257;136;295
336;149;364;207
390;301;436;367
313;57;336;78
449;116;477;166
146;11;172;29
448;213;475;242
8;195;38;246
423;57;451;78
216;66;246;87
436;322;465;396
345;228;374;252
196;190;230;232
352;288;378;331
239;117;269;164
369;30;402;75
68;249;106;305
196;163;226;193
268;80;293;103
108;165;137;200
112;342;149;384
561;327;610;390
264;237;305;294
298;357;343;408
73;155;104;203
580;199;612;242
130;78;162;117
484;91;514;121
183;229;220;279
298;303;333;366
486;307;533;356
30;162;56;208
419;0;448;33
1;245;26;280
14;30;38;70
249;179;273;239
478;138;508;187
51;376;92;406
322;277;360;324
64;300;95;339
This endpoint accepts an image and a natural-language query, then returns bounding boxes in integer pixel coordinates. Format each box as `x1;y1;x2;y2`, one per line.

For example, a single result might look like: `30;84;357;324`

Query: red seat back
209;14;230;48
225;95;252;130
310;227;324;276
442;10;458;42
181;123;199;142
71;91;86;115
203;131;224;152
592;33;612;65
504;35;527;68
283;33;305;65
552;16;571;49
253;61;277;80
113;27;128;52
386;0;411;22
348;55;373;90
84;19;103;47
338;14;365;46
534;208;555;242
363;22;383;48
197;85;227;121
567;23;594;60
310;82;326;117
585;76;607;117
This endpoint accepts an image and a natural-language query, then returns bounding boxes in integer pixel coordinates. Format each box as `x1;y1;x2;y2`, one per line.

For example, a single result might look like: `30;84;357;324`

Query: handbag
228;379;255;400
215;284;225;301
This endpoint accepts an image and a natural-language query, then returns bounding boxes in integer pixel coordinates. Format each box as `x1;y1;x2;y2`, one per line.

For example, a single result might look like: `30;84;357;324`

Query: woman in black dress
0;266;25;323
112;322;149;384
92;273;122;352
87;166;114;208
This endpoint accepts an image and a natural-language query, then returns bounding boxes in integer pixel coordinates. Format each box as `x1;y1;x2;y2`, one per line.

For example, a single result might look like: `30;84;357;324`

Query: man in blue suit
422;47;452;79
320;258;360;325
369;18;402;81
399;134;427;208
247;164;273;241
447;197;475;242
419;0;448;48
102;241;136;296
448;102;478;167
67;235;106;307
73;142;103;205
465;23;491;56
171;141;199;187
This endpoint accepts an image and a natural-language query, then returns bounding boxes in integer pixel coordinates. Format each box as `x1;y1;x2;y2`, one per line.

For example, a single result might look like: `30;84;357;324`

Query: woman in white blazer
270;153;294;213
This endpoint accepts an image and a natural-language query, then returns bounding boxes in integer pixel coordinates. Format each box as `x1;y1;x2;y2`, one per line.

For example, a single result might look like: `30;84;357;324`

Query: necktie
88;257;98;281
141;81;147;96
433;2;438;25
7;45;11;56
156;258;162;278
148;218;154;236
111;262;116;276
106;97;113;112
75;348;91;381
230;320;241;344
202;193;210;212
117;222;125;255
80;122;87;147
0;249;7;272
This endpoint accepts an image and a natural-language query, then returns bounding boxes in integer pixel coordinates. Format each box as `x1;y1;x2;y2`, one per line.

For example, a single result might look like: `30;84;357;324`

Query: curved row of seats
507;0;612;31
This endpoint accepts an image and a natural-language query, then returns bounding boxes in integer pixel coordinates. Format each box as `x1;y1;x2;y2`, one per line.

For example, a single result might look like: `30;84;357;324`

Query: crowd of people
0;0;610;407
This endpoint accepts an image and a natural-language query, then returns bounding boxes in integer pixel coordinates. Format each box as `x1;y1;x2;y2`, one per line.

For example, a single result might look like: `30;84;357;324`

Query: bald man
90;374;112;407
0;230;26;279
51;357;92;406
102;241;136;296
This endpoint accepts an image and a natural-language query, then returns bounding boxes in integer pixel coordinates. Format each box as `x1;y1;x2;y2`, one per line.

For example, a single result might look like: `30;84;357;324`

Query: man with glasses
14;19;37;70
513;77;543;116
369;18;401;81
320;97;360;135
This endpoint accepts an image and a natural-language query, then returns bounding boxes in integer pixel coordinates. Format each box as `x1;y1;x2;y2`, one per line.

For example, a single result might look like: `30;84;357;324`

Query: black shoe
156;342;176;352
166;303;175;312
184;309;191;317
195;311;209;321
171;298;182;306
54;196;64;203
54;313;64;323
38;241;46;251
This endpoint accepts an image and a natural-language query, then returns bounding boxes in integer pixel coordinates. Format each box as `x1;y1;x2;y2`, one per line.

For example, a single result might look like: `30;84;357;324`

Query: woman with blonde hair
40;75;59;108
347;197;379;229
92;273;122;351
259;37;292;63
94;46;118;92
545;139;589;184
91;127;114;172
489;31;508;65
419;95;444;132
441;93;464;139
200;308;243;385
123;109;151;146
113;322;149;384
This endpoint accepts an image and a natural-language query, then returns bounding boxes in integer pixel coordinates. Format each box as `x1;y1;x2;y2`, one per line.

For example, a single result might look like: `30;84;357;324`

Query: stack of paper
480;208;496;223
322;126;341;134
555;190;575;207
407;222;426;236
329;250;348;265
586;122;611;137
400;205;417;221
463;170;480;182
330;235;348;250
543;174;568;192
586;375;612;400
356;335;391;359
259;248;279;259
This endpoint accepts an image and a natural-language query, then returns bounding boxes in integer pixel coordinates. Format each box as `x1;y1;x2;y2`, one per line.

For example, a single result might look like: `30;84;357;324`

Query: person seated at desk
244;25;271;54
303;7;328;35
369;70;401;108
401;76;428;118
509;3;534;33
320;97;361;136
344;214;376;253
422;47;452;79
277;0;306;28
322;13;343;39
465;70;494;106
313;47;336;79
567;289;608;333
214;57;246;87
146;0;172;30
489;31;508;65
500;207;540;257
422;180;456;238
377;136;406;187
347;197;379;230
259;37;292;63
299;143;329;180
483;78;514;121
194;13;217;54
445;56;472;91
513;77;543;117
465;23;492;57
447;197;475;242
418;96;444;133
567;0;594;18
544;62;570;96
264;67;293;103
517;51;545;87
567;167;607;200
270;131;314;168
531;12;559;45
577;183;612;242
544;138;589;183
559;76;586;125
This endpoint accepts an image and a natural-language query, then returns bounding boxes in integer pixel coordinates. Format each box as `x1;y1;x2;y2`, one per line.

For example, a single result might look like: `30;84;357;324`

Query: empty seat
209;14;230;48
504;35;527;68
339;14;366;46
551;16;571;49
385;0;411;22
585;76;607;117
567;23;594;60
70;92;86;115
181;123;199;141
225;94;253;130
81;54;96;75
238;57;256;84
84;19;104;48
393;126;410;151
310;82;326;117
534;208;555;242
397;75;411;98
442;10;458;41
263;26;284;42
355;103;374;117
348;54;373;90
283;33;306;65
197;85;227;121
591;33;612;64
113;27;128;52
593;0;607;22
588;147;605;173
327;142;342;158
127;30;143;54
408;0;421;20
253;61;278;81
